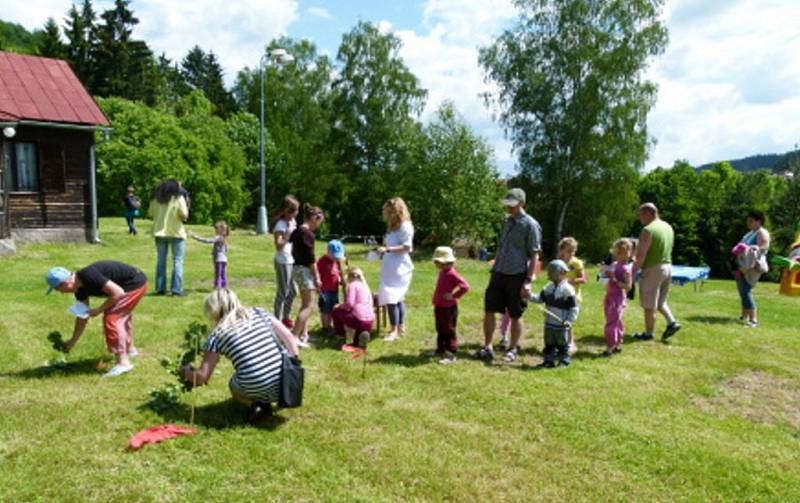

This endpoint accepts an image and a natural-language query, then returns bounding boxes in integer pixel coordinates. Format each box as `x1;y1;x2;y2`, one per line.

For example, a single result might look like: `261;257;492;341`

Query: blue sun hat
45;267;71;294
327;240;345;260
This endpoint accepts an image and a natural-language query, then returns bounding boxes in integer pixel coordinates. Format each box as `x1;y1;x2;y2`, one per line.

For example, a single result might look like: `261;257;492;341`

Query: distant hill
696;153;785;173
0;19;40;54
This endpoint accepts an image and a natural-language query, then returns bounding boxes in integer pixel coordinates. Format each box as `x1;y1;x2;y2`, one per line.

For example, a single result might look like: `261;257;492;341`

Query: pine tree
93;0;138;97
64;1;97;89
38;18;67;59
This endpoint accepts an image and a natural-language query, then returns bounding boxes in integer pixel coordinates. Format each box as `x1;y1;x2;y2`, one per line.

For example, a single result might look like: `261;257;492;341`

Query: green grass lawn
1;218;799;501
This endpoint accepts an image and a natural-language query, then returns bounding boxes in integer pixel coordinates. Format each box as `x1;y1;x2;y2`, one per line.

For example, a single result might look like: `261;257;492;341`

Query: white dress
378;221;414;305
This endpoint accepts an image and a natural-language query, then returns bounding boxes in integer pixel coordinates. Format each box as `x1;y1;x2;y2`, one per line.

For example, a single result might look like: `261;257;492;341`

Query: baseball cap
547;259;570;276
502;188;526;207
327;239;345;260
45;267;71;294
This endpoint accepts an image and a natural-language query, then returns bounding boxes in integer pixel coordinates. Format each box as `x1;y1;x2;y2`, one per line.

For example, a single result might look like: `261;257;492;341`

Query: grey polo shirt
492;210;542;275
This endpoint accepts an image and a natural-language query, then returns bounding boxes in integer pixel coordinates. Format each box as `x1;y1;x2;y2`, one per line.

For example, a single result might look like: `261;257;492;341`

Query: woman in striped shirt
181;289;299;423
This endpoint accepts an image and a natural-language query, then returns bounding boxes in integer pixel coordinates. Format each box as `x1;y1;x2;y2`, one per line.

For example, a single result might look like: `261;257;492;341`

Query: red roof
0;51;109;126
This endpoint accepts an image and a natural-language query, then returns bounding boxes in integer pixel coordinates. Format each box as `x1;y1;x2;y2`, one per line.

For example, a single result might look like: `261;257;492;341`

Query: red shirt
432;266;470;308
317;255;341;292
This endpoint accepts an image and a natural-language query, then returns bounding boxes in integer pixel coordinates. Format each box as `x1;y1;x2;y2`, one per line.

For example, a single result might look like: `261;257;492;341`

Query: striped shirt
203;308;283;402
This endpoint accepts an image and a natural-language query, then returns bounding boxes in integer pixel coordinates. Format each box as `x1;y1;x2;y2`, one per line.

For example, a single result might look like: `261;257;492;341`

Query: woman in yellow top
149;179;189;296
559;237;585;354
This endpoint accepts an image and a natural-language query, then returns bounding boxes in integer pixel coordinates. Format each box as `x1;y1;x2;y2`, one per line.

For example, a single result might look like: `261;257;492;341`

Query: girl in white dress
377;197;414;341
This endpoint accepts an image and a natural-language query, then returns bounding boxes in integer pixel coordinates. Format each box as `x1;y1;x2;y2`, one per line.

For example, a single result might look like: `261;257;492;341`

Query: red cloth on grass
128;424;197;450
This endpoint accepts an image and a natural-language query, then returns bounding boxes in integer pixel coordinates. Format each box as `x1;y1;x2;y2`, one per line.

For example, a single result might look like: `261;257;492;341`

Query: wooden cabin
0;51;110;249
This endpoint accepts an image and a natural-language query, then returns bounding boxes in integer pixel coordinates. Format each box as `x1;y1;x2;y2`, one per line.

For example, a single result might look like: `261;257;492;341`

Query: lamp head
3;126;15;139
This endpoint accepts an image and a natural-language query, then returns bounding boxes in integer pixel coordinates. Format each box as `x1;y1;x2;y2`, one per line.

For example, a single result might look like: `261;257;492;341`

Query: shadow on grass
686;315;739;325
1;357;109;379
145;399;288;431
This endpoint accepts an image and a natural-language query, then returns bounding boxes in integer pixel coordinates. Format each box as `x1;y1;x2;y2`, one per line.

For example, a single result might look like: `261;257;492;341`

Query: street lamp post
256;48;294;235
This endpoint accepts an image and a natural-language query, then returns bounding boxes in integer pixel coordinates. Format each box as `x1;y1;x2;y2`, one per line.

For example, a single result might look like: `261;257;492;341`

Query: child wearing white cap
431;246;470;364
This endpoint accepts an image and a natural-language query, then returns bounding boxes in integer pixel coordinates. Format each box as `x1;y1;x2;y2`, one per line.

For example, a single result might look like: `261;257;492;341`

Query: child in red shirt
432;246;470;364
317;240;345;332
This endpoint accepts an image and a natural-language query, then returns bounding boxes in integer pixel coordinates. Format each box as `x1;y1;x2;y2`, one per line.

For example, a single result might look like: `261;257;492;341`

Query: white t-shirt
273;218;296;264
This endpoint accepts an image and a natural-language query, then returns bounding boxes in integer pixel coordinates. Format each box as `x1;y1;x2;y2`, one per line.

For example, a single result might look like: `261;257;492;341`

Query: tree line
4;0;797;277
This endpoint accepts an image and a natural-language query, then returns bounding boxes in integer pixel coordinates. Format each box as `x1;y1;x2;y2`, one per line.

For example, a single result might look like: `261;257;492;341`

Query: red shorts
103;283;148;354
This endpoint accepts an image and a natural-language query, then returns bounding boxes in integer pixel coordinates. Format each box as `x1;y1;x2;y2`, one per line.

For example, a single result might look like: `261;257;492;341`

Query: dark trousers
124;213;137;234
434;305;459;353
543;326;571;365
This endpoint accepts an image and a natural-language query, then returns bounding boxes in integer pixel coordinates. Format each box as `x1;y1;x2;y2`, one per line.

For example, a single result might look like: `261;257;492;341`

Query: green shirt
642;219;674;269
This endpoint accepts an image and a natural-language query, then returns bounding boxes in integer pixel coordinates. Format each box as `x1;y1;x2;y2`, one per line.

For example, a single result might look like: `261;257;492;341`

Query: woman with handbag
180;288;301;424
122;185;141;235
733;210;771;328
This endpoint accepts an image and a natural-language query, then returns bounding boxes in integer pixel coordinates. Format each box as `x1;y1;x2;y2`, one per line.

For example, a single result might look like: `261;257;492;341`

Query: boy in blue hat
45;261;148;377
530;259;580;367
318;240;346;333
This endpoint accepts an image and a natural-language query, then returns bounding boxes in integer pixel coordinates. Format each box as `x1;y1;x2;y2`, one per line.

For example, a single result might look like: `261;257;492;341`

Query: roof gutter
10;119;111;134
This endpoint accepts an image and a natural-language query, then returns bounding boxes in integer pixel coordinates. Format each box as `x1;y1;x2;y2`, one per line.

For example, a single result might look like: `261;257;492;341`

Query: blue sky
4;0;800;175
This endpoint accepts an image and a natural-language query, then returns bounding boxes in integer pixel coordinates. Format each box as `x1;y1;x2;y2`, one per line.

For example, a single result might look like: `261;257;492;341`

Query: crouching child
531;260;580;367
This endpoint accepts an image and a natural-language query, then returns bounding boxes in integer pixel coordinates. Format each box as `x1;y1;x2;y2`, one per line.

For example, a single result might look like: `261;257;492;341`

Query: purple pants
214;261;227;289
604;295;626;349
332;306;373;336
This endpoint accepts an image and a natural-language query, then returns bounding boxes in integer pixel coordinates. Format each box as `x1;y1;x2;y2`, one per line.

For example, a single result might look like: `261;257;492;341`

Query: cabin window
7;142;39;191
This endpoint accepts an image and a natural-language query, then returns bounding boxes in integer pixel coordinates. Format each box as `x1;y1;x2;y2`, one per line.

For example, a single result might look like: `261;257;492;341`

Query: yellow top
566;256;585;303
149;196;188;239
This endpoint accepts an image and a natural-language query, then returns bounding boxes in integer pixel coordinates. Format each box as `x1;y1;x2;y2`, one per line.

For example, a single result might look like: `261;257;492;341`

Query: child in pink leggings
603;238;633;357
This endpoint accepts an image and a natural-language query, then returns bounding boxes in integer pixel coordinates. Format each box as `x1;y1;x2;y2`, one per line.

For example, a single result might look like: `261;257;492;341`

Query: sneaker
282;319;294;329
543;361;556;368
473;346;494;361
503;350;517;363
601;350;613;358
568;342;578;356
127;349;139;358
559;359;571;367
612;346;623;354
633;332;654;341
498;335;509;350
295;337;310;349
247;400;272;425
384;331;400;342
746;320;759;328
661;322;681;341
357;331;371;348
171;291;187;297
104;363;133;377
439;352;457;365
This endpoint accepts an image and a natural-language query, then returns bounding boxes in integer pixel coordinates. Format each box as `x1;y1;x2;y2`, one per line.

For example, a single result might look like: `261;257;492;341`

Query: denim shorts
318;290;339;314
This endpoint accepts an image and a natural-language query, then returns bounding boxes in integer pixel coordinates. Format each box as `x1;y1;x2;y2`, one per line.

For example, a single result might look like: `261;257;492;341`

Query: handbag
257;309;304;408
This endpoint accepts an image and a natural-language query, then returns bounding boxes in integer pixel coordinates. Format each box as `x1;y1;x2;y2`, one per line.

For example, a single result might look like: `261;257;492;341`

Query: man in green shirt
632;203;681;341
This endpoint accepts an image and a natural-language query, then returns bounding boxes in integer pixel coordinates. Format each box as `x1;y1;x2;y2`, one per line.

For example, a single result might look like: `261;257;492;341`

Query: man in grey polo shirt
476;188;542;362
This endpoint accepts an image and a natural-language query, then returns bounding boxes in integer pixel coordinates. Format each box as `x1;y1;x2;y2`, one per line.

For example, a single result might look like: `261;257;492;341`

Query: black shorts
484;272;528;319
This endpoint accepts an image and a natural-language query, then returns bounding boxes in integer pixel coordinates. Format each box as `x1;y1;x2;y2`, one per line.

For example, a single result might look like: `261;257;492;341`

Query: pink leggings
604;296;626;349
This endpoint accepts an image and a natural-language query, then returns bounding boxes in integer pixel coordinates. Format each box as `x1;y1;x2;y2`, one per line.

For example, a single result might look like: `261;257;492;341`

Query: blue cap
327;240;345;260
45;267;71;294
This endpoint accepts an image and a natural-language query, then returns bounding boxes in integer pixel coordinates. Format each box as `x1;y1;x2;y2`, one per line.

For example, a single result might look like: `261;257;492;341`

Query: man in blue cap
46;260;148;377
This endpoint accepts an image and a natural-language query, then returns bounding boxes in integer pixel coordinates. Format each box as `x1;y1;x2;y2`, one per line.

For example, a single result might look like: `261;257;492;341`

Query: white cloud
646;0;800;169
1;0;299;85
307;6;333;20
394;0;518;174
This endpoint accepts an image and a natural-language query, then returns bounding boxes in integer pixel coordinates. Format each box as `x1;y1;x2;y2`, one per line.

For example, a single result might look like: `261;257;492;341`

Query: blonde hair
204;289;251;330
612;238;633;257
382;197;411;231
347;267;365;282
214;220;229;242
559;237;578;252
